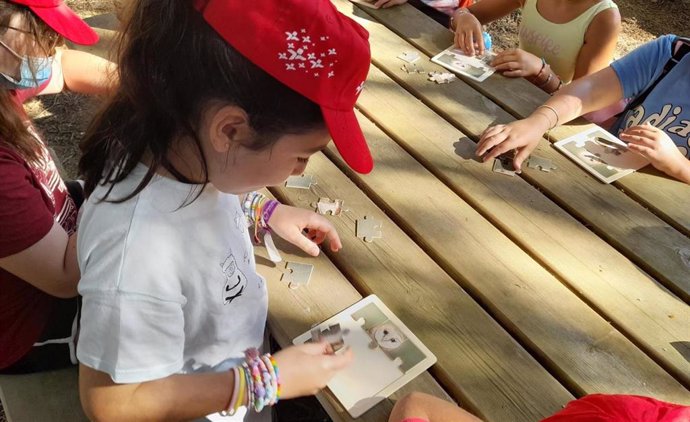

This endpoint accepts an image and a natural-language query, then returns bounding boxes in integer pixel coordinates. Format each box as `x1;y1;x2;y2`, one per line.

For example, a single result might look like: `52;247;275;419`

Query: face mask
0;55;53;90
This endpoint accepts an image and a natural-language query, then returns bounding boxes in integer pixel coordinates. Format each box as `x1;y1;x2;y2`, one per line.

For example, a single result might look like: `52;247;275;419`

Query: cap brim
322;108;373;174
29;3;99;46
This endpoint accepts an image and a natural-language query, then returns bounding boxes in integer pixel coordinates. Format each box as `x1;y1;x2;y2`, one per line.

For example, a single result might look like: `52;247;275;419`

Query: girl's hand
273;342;354;399
620;124;689;180
452;10;484;56
268;204;342;256
373;0;408;8
476;115;550;171
491;49;542;78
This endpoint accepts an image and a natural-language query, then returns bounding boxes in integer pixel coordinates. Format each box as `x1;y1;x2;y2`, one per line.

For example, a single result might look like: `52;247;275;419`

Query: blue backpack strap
621;37;690;114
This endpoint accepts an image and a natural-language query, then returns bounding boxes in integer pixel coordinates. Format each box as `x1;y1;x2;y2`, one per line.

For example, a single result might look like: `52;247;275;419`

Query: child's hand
273;342;353;399
476;115;550;171
452;10;484;56
268;204;342;256
620;124;689;180
373;0;408;8
491;49;542;78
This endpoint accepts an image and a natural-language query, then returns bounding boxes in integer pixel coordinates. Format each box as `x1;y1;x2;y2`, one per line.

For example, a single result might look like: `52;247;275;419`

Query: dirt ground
1;0;688;421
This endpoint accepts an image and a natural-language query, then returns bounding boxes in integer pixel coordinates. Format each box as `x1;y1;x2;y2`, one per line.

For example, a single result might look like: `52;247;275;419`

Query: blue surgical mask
0;55;53;90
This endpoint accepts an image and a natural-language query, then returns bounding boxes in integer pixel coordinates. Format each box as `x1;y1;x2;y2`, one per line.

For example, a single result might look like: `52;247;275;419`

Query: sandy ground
1;0;688;421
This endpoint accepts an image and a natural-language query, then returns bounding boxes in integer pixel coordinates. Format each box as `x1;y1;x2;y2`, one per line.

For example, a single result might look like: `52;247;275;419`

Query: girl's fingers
477;129;507;156
626;142;652;157
289;231;320;256
502;69;523;77
305;217;342;251
479;124;505;142
322;347;354;371
620;133;654;148
513;147;531;171
465;31;475;55
373;0;387;7
474;28;485;55
482;139;515;162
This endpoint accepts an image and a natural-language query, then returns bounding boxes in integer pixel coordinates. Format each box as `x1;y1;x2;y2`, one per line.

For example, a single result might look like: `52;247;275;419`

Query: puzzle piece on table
285;174;316;189
310;323;346;353
281;262;314;289
526;156;557;172
311;197;344;216
492;152;517;176
427;71;456;84
397;51;420;63
356;216;382;243
401;63;425;74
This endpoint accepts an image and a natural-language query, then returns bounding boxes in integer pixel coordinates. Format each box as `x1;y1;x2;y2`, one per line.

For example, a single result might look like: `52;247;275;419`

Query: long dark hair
0;2;62;162
79;0;325;201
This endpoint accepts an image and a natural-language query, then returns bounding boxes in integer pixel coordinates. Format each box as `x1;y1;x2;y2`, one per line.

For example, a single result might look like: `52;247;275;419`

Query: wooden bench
0;368;88;422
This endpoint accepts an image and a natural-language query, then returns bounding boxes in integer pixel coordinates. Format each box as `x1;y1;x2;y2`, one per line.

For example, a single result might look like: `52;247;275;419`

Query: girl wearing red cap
0;0;114;374
389;392;690;422
77;0;372;420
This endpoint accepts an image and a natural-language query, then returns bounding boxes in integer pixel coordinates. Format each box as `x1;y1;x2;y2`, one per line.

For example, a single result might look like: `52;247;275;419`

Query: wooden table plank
355;65;690;387
331;0;690;301
321;109;690;403
255;230;452;422
268;171;574;421
350;1;690;237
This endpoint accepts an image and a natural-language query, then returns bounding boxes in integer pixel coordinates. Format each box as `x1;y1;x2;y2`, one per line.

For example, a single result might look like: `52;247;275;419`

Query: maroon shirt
0;84;78;369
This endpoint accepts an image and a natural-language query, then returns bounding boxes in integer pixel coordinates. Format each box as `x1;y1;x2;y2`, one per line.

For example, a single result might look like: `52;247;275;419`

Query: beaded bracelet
269;355;281;400
243;348;281;413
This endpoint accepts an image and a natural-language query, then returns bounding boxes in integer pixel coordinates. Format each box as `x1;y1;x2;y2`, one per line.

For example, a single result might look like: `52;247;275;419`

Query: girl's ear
207;104;252;154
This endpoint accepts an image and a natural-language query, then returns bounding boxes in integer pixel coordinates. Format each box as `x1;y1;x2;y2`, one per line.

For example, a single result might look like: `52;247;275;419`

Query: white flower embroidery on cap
279;28;339;79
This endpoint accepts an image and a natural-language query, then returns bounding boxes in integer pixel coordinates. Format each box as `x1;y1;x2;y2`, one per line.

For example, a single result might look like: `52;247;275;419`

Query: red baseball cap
9;0;99;46
195;0;373;174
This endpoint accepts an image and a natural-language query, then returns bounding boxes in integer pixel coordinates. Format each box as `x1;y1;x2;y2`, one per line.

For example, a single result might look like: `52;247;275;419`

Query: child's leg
389;392;483;422
0;297;80;374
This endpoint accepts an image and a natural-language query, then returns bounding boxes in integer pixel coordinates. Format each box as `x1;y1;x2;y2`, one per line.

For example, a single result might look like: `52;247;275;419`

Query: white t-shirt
77;165;269;420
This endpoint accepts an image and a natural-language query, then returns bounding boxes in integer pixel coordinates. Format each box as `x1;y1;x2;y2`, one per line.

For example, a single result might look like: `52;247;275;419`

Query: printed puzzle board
431;45;496;82
554;126;649;183
293;295;436;418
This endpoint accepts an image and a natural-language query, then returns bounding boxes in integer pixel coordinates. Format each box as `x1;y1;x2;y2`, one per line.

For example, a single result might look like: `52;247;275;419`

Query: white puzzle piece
356;216;382;243
281;262;314;289
397;51;420;63
312;197;344;216
526;156;557;172
294;295;436;418
285;174;316;189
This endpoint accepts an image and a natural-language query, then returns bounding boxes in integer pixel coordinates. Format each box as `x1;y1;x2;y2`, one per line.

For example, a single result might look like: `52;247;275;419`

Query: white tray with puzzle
293;295;436;418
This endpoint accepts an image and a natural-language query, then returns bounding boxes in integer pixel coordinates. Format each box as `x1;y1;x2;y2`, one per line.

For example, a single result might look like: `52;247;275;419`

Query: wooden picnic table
52;5;689;422
256;2;690;422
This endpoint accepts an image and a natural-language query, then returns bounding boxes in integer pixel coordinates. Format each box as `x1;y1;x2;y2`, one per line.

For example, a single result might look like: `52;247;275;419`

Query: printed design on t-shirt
27;128;78;235
234;210;245;231
622;103;690;157
220;251;248;305
519;27;562;57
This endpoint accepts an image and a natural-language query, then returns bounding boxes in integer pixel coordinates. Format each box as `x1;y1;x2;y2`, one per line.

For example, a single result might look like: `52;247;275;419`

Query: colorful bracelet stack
241;192;280;242
220;349;281;416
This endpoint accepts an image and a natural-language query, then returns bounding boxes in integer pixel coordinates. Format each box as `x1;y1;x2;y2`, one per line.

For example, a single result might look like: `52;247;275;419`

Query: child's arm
476;67;624;170
60;49;118;96
620;124;690;184
80;342;353;422
388;393;483;422
0;222;79;298
572;8;621;80
452;0;522;55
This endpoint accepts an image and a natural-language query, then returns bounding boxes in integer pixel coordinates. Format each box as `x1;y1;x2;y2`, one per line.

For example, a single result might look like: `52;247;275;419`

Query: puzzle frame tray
293;295;436;418
554;126;649;183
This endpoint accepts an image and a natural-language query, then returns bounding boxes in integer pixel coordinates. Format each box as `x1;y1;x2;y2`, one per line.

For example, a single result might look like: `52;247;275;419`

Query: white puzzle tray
293;295;436;418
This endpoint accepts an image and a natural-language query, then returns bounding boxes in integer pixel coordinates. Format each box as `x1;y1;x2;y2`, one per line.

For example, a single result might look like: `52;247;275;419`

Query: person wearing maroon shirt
0;0;115;373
